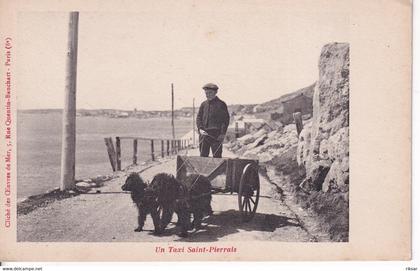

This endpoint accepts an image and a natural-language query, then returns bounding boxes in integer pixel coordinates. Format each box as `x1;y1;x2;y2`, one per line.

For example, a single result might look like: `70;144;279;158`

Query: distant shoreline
18;110;194;121
17;102;258;119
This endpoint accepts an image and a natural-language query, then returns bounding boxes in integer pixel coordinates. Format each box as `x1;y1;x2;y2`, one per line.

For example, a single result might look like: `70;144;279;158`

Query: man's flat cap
202;83;219;90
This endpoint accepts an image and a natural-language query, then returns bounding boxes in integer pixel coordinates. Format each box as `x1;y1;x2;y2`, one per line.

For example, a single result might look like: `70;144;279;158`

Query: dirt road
17;148;320;242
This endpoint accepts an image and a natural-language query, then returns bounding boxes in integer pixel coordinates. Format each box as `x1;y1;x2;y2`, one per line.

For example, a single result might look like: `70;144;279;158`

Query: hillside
254;83;315;114
227;42;350;241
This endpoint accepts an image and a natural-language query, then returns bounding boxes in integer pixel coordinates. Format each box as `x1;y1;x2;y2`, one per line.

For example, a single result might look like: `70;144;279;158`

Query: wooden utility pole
171;83;175;139
192;98;196;146
60;11;79;190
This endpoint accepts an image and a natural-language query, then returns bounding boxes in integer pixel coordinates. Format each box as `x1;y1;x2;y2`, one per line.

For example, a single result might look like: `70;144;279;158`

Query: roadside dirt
17;148;325;242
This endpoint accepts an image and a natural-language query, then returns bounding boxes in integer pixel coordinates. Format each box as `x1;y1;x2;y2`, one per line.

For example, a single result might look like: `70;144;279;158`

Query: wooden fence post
109;137;117;169
173;140;176;154
167;140;170;156
133;139;138;165
104;137;116;172
116;136;121;170
161;140;164;157
293;112;303;136
172;140;175;154
151;139;155;161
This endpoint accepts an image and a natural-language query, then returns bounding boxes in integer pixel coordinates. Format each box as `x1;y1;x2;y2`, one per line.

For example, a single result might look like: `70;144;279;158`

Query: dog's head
150;173;178;192
121;172;147;193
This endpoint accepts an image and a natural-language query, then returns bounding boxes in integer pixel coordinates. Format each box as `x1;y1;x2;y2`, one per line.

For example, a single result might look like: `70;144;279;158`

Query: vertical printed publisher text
4;37;12;228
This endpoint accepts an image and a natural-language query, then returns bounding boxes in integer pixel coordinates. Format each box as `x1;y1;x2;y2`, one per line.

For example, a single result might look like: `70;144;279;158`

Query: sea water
17;111;192;199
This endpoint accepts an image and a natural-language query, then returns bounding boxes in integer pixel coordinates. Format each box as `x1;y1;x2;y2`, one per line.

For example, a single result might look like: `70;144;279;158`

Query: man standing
196;83;230;158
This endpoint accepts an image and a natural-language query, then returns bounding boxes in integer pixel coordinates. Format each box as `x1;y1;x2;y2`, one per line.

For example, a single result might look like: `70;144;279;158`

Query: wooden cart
176;155;260;221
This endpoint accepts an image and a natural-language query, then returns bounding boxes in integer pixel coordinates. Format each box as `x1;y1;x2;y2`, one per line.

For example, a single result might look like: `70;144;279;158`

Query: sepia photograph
15;10;349;243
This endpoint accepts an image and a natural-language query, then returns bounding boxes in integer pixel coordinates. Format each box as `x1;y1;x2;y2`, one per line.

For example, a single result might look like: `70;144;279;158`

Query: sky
16;4;349;110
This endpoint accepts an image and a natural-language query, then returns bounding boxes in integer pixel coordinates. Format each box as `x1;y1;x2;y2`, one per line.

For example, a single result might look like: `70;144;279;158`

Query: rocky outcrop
227;42;349;241
227;122;300;164
297;42;349;194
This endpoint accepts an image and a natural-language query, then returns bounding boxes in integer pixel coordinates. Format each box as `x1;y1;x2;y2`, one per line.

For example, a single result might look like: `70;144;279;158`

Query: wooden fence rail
104;136;192;171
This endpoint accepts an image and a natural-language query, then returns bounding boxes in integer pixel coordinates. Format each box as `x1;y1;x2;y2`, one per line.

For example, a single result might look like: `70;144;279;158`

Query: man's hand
217;134;225;142
199;129;209;136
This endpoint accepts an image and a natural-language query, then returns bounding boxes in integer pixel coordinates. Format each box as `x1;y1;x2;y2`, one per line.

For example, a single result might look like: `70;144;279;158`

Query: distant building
225;117;267;140
132;108;138;117
116;112;129;118
271;93;313;125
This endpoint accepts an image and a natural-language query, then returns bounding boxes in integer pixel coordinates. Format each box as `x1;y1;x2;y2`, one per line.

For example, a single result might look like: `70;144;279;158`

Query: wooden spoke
244;199;248;215
247;199;252;213
238;163;260;222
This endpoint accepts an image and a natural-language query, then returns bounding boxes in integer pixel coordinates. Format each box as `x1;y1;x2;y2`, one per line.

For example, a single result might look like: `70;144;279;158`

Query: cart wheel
238;163;260;222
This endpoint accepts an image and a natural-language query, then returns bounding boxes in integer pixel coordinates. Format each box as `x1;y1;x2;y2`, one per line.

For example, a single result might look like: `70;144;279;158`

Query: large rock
296;123;312;166
75;181;92;192
300;42;350;193
317;43;349;135
312;160;332;189
247;134;268;149
326;127;349;161
322;160;349;193
237;133;256;145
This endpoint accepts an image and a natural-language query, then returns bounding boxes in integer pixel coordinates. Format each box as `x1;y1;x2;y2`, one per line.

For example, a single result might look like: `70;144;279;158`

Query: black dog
148;173;190;237
149;173;212;237
182;174;213;230
121;172;161;234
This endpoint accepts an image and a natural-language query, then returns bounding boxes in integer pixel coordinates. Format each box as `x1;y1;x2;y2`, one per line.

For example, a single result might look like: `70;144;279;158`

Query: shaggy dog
121;173;161;234
149;173;212;237
182;174;213;230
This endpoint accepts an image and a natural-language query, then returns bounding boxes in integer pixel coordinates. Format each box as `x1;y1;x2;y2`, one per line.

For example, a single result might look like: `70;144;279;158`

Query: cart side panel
176;156;228;190
230;159;259;192
225;159;234;193
178;156;225;175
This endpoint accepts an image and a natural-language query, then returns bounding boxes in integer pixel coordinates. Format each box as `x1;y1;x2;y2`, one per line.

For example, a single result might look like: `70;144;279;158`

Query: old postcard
0;0;411;261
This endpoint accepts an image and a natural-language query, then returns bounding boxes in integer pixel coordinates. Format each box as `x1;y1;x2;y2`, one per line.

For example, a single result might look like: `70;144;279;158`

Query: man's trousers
199;133;223;158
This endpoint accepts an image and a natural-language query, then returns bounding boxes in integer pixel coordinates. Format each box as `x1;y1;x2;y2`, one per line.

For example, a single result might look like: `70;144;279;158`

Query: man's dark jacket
196;96;230;135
